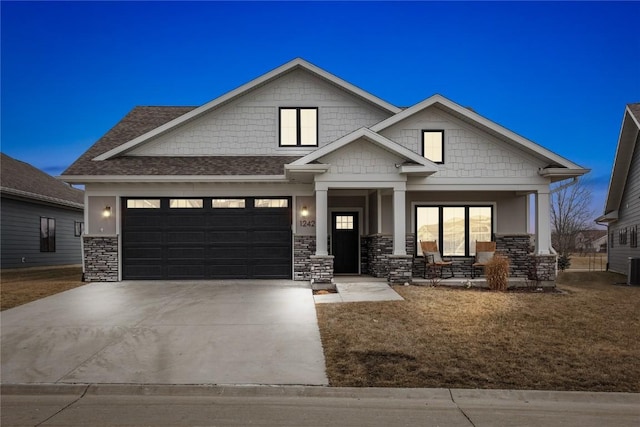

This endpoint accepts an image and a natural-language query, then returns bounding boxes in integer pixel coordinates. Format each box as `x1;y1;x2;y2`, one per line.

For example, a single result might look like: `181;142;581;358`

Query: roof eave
538;167;590;181
58;175;289;184
0;187;84;210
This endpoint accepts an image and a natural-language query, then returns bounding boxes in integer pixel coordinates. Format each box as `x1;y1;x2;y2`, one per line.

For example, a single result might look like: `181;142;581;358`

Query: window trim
422;129;445;164
279;107;318;147
414;204;494;257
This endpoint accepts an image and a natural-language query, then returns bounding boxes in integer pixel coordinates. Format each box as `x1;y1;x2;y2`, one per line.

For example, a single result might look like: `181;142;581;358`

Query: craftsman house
596;103;640;275
61;58;588;283
1;153;84;269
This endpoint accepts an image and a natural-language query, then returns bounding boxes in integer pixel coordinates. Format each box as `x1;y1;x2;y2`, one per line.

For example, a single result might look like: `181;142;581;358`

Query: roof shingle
62;106;300;177
1;153;84;208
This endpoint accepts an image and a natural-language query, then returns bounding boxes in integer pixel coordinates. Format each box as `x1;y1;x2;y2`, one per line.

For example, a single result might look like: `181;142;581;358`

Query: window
280;108;318;146
127;199;161;209
40;217;56;252
620;228;628;245
74;221;84;237
415;205;493;256
631;225;638;248
212;199;246;208
335;215;354;230
169;199;203;208
255;199;288;208
422;130;444;163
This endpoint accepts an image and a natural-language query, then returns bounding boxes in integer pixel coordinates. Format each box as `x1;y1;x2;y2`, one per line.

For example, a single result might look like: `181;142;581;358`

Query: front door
332;212;359;274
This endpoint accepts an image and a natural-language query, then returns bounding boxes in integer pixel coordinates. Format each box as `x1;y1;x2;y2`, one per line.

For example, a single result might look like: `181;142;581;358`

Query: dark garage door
122;197;292;280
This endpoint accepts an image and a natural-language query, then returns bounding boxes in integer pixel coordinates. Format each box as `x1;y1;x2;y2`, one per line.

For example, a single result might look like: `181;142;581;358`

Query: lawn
0;266;85;311
316;271;640;392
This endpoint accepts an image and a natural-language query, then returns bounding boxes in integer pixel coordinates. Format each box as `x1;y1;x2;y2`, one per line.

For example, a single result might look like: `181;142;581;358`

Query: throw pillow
475;251;494;263
425;251;443;263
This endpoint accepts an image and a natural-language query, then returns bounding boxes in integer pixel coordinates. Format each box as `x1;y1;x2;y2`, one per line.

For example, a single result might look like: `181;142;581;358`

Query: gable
125;68;392;157
379;104;552;179
318;138;405;176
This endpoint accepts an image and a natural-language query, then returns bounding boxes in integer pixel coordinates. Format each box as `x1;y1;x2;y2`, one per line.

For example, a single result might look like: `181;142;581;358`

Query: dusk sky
2;1;639;217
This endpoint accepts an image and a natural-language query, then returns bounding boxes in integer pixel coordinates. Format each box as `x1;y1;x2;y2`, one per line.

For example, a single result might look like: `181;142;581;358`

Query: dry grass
317;271;640;391
0;266;86;311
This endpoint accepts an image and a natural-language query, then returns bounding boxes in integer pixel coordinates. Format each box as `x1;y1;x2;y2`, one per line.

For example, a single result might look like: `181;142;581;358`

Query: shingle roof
62;106;300;177
1;153;84;208
628;103;640;122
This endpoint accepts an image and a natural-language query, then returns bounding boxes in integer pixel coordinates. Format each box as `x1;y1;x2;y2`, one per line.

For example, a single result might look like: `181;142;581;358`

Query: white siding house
61;58;588;283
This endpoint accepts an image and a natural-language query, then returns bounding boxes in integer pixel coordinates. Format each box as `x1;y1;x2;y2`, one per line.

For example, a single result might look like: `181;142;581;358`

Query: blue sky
2;1;639;215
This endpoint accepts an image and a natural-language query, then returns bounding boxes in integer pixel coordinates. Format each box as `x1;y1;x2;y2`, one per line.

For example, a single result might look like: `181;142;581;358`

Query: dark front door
331;212;359;274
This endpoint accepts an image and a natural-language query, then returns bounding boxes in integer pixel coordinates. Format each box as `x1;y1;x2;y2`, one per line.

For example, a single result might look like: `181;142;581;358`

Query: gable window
422;130;444;163
280;107;318;146
415;205;493;257
40;217;56;252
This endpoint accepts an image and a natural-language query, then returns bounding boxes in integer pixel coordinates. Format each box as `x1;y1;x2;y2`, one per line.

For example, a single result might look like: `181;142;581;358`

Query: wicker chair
471;241;496;278
420;241;454;279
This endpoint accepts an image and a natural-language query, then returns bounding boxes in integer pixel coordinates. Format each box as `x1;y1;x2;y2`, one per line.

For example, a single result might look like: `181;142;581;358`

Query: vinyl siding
608;134;640;275
1;197;83;269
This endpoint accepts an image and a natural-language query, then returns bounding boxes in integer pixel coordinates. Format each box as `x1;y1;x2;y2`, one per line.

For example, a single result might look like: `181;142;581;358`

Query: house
596;103;640;274
60;58;588;283
1;153;84;269
574;230;607;254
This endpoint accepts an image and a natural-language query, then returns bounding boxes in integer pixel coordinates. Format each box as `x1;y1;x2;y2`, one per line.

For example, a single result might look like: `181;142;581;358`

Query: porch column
393;188;406;255
535;189;552;255
315;189;328;256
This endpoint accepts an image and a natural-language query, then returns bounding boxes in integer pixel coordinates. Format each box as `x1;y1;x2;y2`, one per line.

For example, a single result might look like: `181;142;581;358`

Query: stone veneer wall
495;234;532;278
310;255;334;284
83;235;118;282
366;234;393;278
293;235;316;280
388;255;413;284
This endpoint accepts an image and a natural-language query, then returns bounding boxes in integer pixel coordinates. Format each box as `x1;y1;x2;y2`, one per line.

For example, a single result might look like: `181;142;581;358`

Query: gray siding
1;196;83;269
608;134;640;274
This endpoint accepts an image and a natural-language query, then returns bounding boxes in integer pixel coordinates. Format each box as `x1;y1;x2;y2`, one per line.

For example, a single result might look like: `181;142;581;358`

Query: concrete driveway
1;280;328;386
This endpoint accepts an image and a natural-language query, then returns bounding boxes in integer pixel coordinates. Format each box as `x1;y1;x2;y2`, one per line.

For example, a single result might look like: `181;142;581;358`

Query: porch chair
471;241;497;278
420;241;454;279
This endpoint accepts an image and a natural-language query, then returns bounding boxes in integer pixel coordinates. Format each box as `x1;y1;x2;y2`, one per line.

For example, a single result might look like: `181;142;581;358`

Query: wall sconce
102;206;112;218
301;206;309;217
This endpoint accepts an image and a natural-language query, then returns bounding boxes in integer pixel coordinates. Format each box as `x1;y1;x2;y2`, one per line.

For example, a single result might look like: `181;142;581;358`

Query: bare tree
550;177;595;256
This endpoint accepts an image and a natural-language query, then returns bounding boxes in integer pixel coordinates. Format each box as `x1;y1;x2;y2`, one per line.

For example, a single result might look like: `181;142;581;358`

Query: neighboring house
596;103;640;274
61;58;588;283
1;153;84;269
574;230;608;253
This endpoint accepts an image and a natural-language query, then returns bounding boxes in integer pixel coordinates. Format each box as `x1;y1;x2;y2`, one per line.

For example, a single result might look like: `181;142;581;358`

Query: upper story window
422;130;444;163
280;107;318;147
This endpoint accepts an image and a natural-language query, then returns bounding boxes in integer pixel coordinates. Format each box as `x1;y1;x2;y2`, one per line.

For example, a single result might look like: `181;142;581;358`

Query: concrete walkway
313;278;404;304
2;384;638;427
1;280;328;386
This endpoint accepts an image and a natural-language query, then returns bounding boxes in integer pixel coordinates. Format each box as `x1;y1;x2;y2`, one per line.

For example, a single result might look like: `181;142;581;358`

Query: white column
315;189;328;256
535;189;552;255
393;188;406;255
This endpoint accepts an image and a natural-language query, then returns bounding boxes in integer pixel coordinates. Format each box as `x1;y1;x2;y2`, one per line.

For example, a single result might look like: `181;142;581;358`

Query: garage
122;197;292;280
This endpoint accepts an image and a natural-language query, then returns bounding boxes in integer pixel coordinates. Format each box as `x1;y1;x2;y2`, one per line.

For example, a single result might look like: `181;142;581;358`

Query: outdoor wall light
301;206;309;217
103;206;112;218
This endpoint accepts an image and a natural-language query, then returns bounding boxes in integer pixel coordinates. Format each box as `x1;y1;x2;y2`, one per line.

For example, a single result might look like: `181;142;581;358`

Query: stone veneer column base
529;254;557;284
310;255;334;287
83;235;118;282
388;255;413;285
293;235;316;280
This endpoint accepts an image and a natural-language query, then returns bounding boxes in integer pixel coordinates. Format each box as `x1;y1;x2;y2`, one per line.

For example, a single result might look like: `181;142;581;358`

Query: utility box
629;257;640;286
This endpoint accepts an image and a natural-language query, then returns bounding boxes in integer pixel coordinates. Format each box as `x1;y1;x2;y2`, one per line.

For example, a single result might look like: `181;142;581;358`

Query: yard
317;271;640;392
2;267;638;392
0;266;85;311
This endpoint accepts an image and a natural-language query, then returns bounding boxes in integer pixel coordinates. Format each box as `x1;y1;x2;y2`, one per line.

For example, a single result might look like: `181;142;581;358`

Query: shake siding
609;135;640;275
1;197;83;268
128;69;391;157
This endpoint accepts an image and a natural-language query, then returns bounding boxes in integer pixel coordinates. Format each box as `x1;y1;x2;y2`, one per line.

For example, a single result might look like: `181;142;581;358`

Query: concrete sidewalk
2;384;638;427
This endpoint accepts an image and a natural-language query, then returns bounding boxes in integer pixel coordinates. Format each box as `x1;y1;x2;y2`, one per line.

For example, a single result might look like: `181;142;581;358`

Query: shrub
486;253;510;291
557;254;571;271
